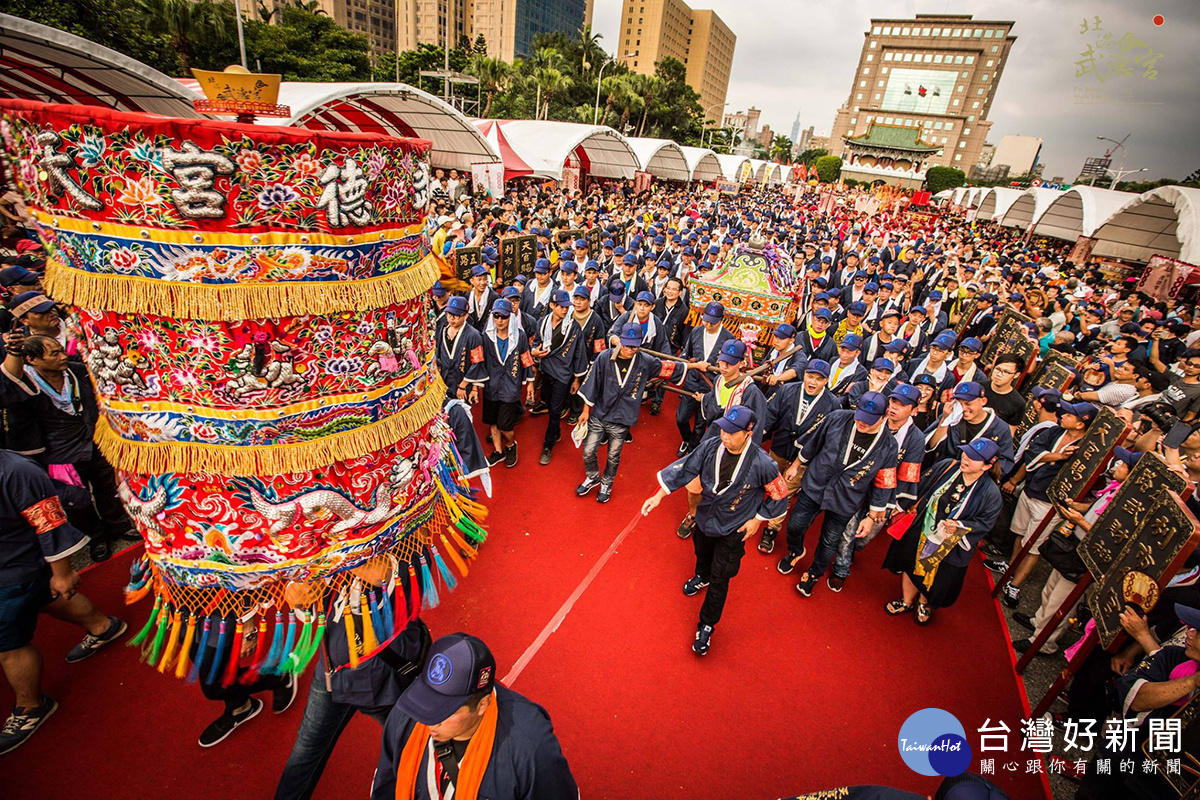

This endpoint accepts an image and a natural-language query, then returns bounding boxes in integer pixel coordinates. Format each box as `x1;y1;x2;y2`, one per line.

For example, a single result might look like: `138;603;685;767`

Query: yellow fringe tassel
156;610;183;673
439;533;470;577
345;610;361;669
93;377;446;476
174;614;198;679
44;253;439;321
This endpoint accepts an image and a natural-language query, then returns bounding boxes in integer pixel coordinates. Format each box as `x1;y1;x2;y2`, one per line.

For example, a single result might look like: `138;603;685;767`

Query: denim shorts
0;573;53;652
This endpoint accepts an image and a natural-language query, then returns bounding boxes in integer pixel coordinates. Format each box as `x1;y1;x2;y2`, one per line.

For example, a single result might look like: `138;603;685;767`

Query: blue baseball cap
805;359;830;377
1058;401;1098;424
909;305;929;317
635;290;655;304
880;308;901;320
701;302;725;323
840;333;863;350
1112;446;1142;467
619;323;644;347
585;259;600;272
864;282;879;293
482;249;498;265
445;296;468;315
932;331;957;350
855;391;888;424
913;373;939;388
491;298;513;317
884;339;909;353
953;381;984;400
623;253;638;265
848;301;867;316
871;358;895;372
928;290;944;301
0;266;38;287
552;290;572;308
960;438;1000;463
431;280;447;297
558;259;578;274
397;633;496;725
608;280;626;297
469;264;489;277
572;286;592;301
500;286;520;299
718;340;747;364
813;308;833;322
774;323;796;339
715;404;757;434
574;239;587;249
534;258;551;274
890;384;920;406
959;337;983;353
513;274;529;285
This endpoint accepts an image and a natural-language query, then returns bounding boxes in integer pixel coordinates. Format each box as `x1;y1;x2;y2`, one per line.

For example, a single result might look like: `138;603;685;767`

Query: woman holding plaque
882;438;1003;625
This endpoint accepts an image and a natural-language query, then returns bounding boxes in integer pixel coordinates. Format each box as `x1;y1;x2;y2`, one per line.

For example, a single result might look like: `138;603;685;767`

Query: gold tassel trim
44;254;439;321
94;376;447;476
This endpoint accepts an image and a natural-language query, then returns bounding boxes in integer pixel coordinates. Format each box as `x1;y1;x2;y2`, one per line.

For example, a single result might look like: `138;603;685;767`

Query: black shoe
828;575;845;592
88;539;111;562
567;412;581;425
65;617;127;663
757;531;776;554
504;443;518;468
272;675;297;714
539;447;552;465
777;550;804;575
1013;611;1035;630
796;572;818;597
650;401;661;416
559;407;570;419
596;484;612;503
677;442;690;457
692;624;714;656
625;431;634;444
983;558;1009;574
1012;638;1032;653
529;403;548;416
0;696;57;755
1001;582;1021;609
682;575;710;596
575;477;600;496
676;514;696;539
980;541;1006;559
199;697;262;747
486;450;505;467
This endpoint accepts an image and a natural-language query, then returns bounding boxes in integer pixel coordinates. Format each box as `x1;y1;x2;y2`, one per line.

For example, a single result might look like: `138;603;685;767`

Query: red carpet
3;397;1049;800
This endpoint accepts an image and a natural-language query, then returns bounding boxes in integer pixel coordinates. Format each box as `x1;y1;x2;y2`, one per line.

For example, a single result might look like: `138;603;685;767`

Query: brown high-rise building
616;0;735;115
829;14;1015;185
329;0;397;57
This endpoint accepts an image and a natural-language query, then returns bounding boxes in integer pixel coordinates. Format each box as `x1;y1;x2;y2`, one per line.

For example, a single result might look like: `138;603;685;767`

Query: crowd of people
3;170;1199;799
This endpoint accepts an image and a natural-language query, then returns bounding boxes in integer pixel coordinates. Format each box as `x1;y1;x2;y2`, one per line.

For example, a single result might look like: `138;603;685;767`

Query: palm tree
468;55;510;118
598;74;634;127
631;73;663;137
293;0;328;14
771;134;794;163
140;0;229;70
578;24;604;73
530;47;562;120
536;68;572;119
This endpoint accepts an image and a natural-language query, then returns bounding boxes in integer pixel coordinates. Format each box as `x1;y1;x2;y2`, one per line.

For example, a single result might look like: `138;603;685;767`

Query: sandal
885;599;913;616
676;514;696;539
915;602;933;626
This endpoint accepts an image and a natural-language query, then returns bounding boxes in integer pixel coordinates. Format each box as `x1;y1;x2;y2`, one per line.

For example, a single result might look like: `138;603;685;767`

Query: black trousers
72;454;132;543
693;532;747;627
676;395;704;448
541;376;571;449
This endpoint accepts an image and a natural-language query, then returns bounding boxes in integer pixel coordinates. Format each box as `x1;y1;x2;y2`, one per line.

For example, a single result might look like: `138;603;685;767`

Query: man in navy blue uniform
796;307;838;362
827;333;868;398
371;633;576;800
566;286;607;426
606;291;666;352
761;323;808;397
471;299;534;469
576;323;692;503
532;291;589;466
846;358;900;410
600;279;632;329
520;258;558;320
757;359;839;554
435;296;486;402
675;301;732;456
777;392;899;595
906;330;958;395
464;265;499;332
641;406;790;656
926;381;1016;474
0;450;126;755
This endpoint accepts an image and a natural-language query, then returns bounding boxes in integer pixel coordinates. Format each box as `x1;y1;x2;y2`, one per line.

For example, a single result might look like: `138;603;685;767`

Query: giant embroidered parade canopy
0;99;484;680
688;239;800;346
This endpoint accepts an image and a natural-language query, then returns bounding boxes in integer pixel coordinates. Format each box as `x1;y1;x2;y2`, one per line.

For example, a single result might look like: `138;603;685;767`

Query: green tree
578;24;604;73
924;165;966;194
467;55;511;118
473;33;488;56
240;7;370;81
814;155;842;182
139;0;237;72
796;148;828;166
770;134;793;163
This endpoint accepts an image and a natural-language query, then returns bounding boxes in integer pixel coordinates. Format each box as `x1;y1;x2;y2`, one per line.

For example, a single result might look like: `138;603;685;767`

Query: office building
385;1;592;62
723;107;760;139
990;133;1043;177
329;0;395;56
617;0;735;113
829;13;1016;186
789;111;802;144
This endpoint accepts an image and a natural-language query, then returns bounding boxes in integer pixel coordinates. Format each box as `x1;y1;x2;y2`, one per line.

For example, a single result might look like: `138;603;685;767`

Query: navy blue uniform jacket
827;359;867;397
909;458;1003;568
679;326;734;393
764;384;839;462
436;322;486;397
532;315;589;384
928;408;1017;475
370;685;578;800
480;327;534;403
654;296;691;353
578;349;681;427
796;410;899;516
699;377;768;446
657;436;789;537
606;310;667;352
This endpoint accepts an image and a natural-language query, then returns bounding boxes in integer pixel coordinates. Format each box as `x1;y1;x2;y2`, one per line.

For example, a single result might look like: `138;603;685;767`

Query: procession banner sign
587;227;602;260
981;306;1034;366
1014;359;1075;442
453;246;483;284
499;235;534;285
1045;406;1126;509
953;298;978;338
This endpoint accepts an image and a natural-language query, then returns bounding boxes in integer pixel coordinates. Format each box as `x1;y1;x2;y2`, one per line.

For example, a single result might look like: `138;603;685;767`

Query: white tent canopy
998;187;1065;229
966;187;988;208
470;119;638;181
679;145;721;183
716;154;752;183
765;163;785;184
750;159;769;182
1091;186;1200;265
975;188;1024;221
1032;186;1139;241
951;187;970;207
264;82;499;172
626;137;690;182
0;13;200;117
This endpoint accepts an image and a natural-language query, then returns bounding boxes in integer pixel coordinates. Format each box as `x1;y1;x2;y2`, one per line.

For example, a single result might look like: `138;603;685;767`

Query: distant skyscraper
790;111;802;144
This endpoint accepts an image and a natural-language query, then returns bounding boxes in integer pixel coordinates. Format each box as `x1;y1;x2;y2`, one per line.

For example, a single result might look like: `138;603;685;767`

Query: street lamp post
594;51;636;126
1106;166;1147;189
1094;134;1129;187
701;102;727;148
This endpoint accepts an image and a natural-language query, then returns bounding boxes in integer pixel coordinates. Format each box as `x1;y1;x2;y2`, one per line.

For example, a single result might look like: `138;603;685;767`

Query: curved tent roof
975;187;1024;221
470;119;638;181
765;163;785;184
626;137;690;182
679;146;722;183
951;187;970;206
715;154;752;183
1032;186;1138;241
998;187;1065;229
966;187;988;208
269;82;499;171
0;13;200;117
1090;186;1200;265
750;159;770;182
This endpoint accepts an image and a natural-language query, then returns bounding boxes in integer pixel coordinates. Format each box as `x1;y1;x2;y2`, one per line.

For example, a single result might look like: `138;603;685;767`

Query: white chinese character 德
317;157;374;227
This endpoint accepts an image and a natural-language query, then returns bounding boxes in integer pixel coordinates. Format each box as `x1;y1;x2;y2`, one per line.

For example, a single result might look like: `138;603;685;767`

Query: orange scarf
394;690;498;800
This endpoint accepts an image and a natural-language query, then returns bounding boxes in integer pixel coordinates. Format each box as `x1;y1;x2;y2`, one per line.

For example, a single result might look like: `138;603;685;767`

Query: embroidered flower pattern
257;183;298;210
118;176;162;206
107;246;141;273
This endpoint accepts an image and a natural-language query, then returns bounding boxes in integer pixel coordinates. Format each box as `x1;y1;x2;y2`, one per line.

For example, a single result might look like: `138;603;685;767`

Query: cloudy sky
591;0;1198;181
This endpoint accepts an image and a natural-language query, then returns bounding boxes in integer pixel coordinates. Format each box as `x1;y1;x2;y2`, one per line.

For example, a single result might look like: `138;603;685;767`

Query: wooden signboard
1045;406;1126;509
1024;349;1078;393
1088;491;1200;647
558;229;585;251
499;235;536;284
952;298;978;339
587;226;602;260
981;307;1035;367
1142;694;1200;798
452;246;482;284
1079;452;1189;581
1013;360;1075;442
